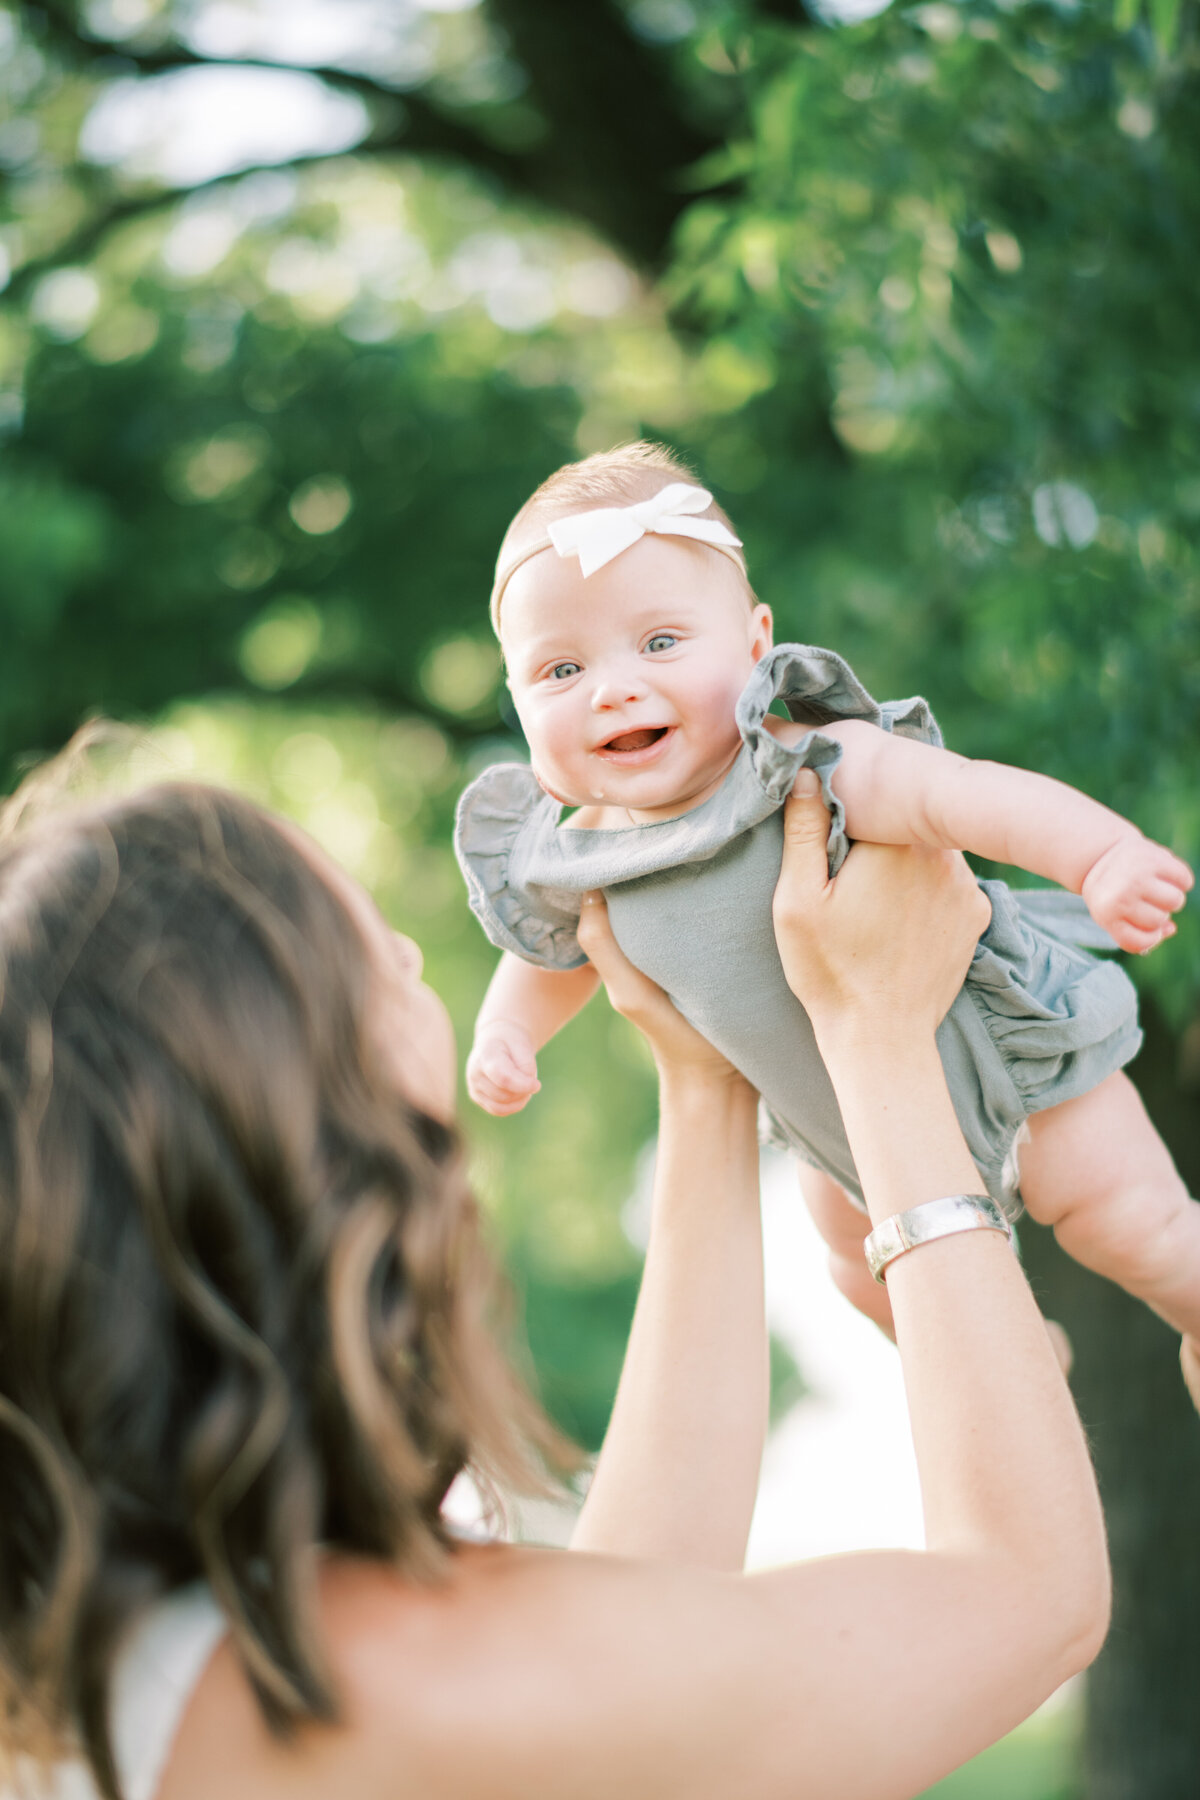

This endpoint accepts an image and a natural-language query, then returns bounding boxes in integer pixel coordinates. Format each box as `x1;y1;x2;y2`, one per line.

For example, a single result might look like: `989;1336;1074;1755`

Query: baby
454;442;1199;1374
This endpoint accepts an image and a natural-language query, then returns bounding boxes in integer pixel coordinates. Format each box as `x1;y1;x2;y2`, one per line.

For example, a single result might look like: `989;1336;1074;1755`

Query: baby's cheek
691;671;751;746
528;710;579;774
513;696;560;762
518;699;588;800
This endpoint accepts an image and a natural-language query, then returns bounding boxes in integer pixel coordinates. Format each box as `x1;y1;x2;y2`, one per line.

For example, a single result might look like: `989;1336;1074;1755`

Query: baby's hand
466;1019;541;1116
1080;833;1194;954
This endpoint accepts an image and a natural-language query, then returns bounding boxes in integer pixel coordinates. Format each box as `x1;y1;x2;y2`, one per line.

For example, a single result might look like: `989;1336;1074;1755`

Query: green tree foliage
2;2;1199;1784
665;0;1200;1010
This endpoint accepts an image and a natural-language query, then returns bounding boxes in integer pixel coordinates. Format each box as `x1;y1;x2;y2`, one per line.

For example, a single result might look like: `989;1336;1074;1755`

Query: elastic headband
489;482;745;634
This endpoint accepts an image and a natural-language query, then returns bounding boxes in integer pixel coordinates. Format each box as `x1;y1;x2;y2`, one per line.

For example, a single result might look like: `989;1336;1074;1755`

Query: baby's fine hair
494;442;748;626
503;441;739;546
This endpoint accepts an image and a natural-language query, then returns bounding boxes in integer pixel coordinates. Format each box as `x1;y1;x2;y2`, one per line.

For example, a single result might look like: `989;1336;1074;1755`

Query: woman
0;758;1108;1800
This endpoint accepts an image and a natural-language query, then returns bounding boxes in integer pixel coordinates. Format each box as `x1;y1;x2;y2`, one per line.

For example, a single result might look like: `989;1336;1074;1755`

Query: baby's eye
645;634;677;654
549;661;581;681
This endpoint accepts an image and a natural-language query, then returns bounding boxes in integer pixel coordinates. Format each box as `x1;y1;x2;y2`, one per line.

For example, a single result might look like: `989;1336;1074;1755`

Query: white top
6;1584;226;1800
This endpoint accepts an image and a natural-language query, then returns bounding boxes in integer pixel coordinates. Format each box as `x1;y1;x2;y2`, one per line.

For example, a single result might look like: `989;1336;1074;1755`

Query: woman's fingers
575;892;623;991
774;771;990;1035
578;893;745;1080
577;893;658;1028
780;770;833;878
773;771;834;946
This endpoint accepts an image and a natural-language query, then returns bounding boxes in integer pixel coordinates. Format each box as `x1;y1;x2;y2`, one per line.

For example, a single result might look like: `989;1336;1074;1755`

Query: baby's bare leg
1019;1071;1200;1340
797;1163;1074;1373
797;1165;896;1338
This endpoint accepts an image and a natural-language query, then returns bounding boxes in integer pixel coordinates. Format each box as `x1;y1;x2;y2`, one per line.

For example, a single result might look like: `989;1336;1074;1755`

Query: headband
489;482;745;634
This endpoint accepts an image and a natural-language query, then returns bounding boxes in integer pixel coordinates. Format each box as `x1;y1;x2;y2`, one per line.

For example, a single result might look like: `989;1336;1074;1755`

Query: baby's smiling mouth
598;726;670;756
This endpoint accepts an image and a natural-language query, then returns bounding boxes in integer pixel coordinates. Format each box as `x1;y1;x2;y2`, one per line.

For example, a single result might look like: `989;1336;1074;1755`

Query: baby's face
501;535;772;821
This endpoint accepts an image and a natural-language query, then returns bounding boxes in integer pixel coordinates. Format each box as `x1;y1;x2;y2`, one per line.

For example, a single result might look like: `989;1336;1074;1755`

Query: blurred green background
2;1;1198;1792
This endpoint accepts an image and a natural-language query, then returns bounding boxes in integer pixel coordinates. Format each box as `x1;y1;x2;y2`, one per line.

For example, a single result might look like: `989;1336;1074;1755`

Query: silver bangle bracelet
864;1194;1012;1284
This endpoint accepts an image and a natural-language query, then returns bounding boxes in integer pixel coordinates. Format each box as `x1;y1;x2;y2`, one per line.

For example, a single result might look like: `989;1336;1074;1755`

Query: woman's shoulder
162;1544;743;1798
301;1547;673;1789
160;1546;610;1799
160;1538;1017;1800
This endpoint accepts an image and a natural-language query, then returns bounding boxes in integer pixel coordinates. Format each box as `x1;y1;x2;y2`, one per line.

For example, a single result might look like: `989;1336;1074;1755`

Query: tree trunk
1020;998;1200;1798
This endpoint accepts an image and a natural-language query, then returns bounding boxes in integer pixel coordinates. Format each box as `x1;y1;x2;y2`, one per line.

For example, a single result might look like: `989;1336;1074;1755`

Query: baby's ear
750;602;774;662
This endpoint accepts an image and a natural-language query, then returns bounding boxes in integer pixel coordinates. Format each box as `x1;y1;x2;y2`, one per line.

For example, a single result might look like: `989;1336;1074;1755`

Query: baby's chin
583;759;742;822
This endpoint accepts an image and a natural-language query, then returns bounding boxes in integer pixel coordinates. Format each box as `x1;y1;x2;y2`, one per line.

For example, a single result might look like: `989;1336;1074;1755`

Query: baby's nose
590;664;649;709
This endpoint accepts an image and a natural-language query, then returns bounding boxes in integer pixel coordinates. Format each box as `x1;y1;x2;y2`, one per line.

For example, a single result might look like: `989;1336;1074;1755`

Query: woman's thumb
776;770;832;929
576;889;613;969
782;768;830;849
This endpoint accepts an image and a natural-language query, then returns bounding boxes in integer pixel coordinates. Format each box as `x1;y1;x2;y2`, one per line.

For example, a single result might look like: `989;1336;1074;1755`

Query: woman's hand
577;893;749;1092
773;771;991;1049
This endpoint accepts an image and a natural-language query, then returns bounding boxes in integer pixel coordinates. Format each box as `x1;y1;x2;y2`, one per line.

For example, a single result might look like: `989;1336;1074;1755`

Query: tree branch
12;0;732;282
24;0;434;101
0;74;543;302
486;0;725;266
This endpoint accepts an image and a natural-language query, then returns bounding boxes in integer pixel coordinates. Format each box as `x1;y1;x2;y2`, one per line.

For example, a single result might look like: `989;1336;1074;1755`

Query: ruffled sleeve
453;763;589;971
735;643;944;874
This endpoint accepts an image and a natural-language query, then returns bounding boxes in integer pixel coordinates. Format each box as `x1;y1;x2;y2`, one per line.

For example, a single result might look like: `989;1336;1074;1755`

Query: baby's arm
804;720;1193;953
468;949;601;1115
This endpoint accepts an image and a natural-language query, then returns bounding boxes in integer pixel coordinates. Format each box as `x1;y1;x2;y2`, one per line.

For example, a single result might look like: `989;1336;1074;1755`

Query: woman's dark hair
0;760;564;1795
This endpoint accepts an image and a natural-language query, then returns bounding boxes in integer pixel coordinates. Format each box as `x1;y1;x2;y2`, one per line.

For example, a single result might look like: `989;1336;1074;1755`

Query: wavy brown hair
0;763;566;1796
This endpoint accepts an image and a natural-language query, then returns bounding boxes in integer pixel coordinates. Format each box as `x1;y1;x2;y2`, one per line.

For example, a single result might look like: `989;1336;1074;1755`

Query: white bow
546;483;743;579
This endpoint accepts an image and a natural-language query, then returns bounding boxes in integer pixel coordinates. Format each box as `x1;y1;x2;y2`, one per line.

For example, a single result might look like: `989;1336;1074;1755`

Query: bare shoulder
330;1545;769;1799
762;714;881;750
161;1546;698;1800
161;1540;1050;1800
761;714;804;746
162;1547;568;1799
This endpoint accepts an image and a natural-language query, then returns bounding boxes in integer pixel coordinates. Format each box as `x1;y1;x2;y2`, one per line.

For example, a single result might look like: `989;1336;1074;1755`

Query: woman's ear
749;603;774;663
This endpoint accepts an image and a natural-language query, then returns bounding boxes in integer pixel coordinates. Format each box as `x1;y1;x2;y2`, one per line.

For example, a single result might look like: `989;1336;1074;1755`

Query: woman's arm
570;897;766;1569
350;786;1110;1800
564;789;1106;1795
753;779;1109;1777
811;717;1192;952
467;950;600;1114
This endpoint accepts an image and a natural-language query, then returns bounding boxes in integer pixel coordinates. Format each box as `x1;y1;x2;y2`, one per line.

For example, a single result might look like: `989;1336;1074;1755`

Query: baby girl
454;442;1199;1375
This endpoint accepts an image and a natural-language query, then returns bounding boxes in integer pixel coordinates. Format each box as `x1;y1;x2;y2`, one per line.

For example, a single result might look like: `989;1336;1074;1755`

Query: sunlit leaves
1113;0;1186;53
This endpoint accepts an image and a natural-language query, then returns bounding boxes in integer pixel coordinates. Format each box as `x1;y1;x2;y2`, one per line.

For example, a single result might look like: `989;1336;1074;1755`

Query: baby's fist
1080;833;1194;954
467;1020;541;1116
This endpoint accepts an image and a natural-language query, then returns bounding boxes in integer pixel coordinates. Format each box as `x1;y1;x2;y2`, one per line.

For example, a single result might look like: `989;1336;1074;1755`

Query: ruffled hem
970;881;1142;1111
736;644;943;874
454;764;588;970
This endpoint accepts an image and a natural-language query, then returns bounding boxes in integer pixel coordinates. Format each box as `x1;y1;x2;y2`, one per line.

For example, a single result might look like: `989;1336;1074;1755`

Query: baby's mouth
599;727;669;756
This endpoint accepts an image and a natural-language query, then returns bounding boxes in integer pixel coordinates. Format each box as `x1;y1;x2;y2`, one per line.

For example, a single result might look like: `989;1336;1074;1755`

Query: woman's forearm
816;1022;984;1224
571;1071;766;1569
818;1021;1109;1653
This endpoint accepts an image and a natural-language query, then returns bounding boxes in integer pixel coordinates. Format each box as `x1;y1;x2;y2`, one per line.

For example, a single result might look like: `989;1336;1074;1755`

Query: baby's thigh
797;1164;897;1335
1018;1071;1182;1229
797;1164;870;1253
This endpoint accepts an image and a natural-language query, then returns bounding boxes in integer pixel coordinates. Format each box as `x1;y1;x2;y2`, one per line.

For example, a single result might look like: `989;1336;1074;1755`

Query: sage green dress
455;645;1141;1214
